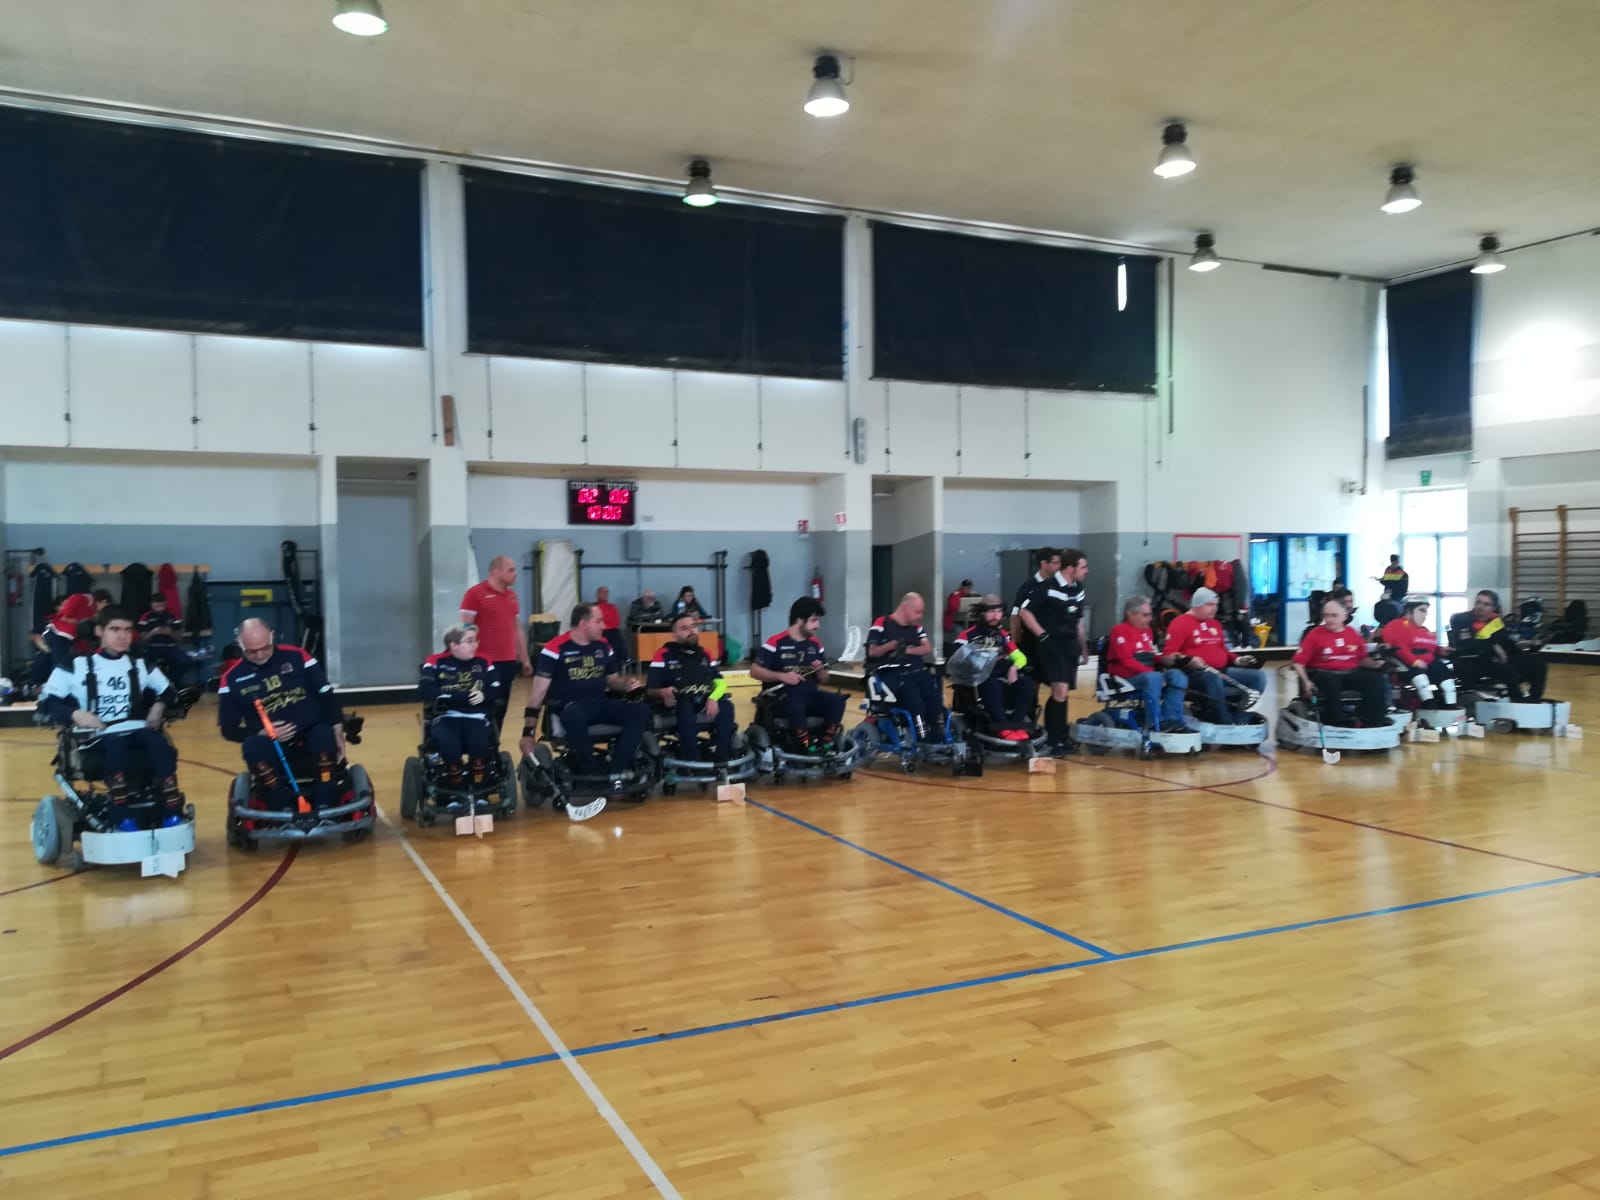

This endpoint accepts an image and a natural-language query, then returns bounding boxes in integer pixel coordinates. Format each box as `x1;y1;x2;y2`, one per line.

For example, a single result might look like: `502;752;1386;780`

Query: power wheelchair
225;713;375;850
31;686;202;878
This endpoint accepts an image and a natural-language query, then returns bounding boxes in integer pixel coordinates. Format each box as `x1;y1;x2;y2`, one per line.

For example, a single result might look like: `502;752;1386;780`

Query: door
871;545;894;622
336;480;423;685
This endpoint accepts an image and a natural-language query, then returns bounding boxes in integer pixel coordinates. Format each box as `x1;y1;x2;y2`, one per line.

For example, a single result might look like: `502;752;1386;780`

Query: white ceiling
2;0;1597;278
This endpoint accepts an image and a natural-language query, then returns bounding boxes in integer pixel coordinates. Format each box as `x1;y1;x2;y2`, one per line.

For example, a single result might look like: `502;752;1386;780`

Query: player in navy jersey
218;618;346;811
520;603;648;776
751;597;845;750
955;595;1031;733
646;611;736;760
39;606;183;830
420;623;503;786
866;592;946;737
135;593;189;684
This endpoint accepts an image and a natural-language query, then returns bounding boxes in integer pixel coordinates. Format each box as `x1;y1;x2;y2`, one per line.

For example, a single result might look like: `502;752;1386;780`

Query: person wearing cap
954;595;1031;737
646;611;736;761
1162;587;1266;725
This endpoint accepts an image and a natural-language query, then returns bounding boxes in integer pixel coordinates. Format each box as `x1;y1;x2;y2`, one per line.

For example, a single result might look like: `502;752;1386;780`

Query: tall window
872;222;1159;393
463;170;844;378
1398;488;1469;632
0;106;424;345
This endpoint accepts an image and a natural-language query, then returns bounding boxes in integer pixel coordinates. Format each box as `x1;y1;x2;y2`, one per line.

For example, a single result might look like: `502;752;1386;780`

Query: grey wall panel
336;486;422;686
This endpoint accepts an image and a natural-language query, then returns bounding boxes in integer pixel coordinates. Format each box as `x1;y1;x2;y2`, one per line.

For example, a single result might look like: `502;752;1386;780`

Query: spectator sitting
628;589;665;627
671;586;710;621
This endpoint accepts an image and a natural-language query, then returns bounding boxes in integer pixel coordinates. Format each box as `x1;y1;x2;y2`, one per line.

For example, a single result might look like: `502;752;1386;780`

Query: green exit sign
1420;469;1432;486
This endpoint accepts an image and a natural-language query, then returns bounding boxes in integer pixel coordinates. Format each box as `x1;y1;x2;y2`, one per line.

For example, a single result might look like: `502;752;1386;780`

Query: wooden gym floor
3;668;1600;1198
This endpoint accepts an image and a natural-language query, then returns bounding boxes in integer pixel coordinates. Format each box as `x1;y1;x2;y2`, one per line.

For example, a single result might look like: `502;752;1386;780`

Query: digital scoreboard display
566;480;638;526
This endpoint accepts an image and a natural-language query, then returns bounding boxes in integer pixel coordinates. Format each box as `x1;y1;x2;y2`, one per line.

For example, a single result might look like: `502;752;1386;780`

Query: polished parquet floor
3;667;1600;1198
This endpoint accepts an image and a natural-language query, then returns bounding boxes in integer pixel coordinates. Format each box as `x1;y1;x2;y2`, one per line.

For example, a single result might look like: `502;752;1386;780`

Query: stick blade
1322;749;1341;765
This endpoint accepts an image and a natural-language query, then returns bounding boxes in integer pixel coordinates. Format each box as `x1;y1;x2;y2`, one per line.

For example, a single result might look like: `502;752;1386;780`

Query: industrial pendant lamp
332;0;388;36
682;159;718;207
804;54;850;118
1381;164;1421;214
1471;235;1506;274
1188;232;1221;272
1153;122;1196;178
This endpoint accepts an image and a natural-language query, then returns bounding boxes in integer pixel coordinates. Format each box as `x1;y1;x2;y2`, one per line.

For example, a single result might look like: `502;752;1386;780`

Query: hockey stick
254;699;313;813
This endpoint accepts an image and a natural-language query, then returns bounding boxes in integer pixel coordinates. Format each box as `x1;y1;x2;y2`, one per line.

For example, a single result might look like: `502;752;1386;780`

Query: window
463;170;844;378
1385;270;1476;458
872;222;1159;393
0;107;424;345
1398;487;1468;632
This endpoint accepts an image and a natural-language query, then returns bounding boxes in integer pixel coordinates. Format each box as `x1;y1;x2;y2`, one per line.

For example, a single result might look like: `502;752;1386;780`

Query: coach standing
460;555;532;735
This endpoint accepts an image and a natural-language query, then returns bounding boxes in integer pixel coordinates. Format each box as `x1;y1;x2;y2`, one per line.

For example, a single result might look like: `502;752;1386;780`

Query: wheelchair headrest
867;675;897;702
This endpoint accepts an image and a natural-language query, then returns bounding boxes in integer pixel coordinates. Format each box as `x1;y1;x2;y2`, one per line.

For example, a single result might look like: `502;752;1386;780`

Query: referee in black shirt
1014;546;1090;756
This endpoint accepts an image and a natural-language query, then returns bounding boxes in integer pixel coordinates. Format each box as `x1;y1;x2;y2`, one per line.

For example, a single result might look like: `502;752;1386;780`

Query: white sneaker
566;797;607;823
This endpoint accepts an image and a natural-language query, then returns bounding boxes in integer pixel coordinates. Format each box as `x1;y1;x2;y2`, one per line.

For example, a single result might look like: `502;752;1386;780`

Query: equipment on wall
1143;558;1250;644
566;480;638;526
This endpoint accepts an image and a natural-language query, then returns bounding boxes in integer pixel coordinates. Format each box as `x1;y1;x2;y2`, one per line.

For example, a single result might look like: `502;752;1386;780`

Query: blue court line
743;797;1114;958
0;1051;560;1159
6;868;1594;1162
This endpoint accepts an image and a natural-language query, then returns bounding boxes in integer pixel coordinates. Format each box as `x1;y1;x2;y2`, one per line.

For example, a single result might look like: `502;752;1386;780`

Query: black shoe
1048;739;1078;757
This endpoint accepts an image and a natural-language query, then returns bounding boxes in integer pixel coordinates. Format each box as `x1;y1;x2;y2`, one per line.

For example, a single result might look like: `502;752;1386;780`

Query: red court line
0;847;299;1063
0;871;84;899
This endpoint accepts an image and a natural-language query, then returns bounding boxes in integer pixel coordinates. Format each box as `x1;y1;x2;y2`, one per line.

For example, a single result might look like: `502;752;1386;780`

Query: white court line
379;808;681;1198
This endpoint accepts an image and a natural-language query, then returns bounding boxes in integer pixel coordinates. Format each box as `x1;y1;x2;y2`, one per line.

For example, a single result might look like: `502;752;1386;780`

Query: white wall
467;471;821;533
4;451;318;526
1474;235;1600;460
941;480;1084;535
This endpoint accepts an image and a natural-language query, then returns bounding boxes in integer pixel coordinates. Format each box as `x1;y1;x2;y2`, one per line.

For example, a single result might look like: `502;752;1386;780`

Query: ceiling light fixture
1153;122;1196;179
1381;164;1422;214
1471;234;1506;275
804;54;850;118
1188;233;1221;272
1117;258;1129;311
332;0;388;36
682;159;718;207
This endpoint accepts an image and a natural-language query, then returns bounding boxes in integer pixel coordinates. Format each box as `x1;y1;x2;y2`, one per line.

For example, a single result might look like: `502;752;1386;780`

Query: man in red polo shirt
460;555;531;735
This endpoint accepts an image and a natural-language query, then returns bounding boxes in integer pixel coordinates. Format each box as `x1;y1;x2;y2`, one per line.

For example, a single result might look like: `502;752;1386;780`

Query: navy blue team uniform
536;633;647;773
867;614;945;734
955;622;1029;728
647;639;735;759
419;652;502;777
137;607;189;683
754;631;845;738
218;645;344;810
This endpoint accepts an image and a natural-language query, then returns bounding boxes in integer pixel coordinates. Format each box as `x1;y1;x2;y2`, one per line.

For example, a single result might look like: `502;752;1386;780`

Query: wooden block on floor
716;783;746;803
456;814;495;836
1028;756;1057;773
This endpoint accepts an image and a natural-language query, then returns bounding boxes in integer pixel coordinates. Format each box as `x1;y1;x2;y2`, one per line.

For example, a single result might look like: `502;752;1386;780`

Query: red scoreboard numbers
567;480;638;526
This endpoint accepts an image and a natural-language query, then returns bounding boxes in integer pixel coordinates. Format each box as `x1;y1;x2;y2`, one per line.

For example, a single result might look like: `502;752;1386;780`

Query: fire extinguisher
5;564;20;609
810;572;824;603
